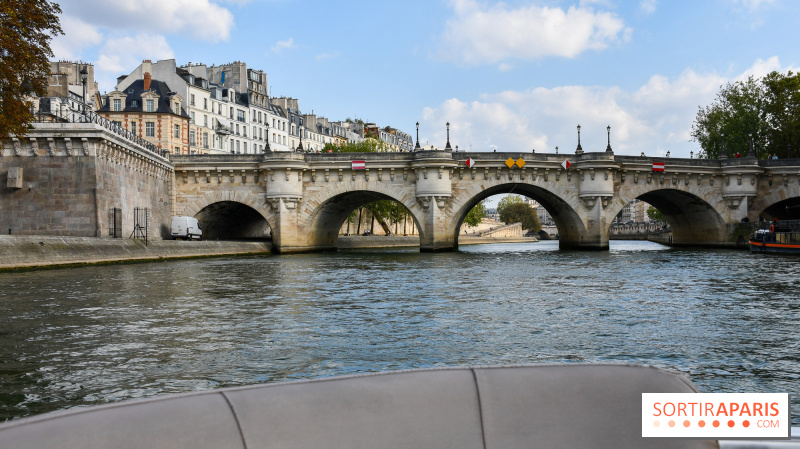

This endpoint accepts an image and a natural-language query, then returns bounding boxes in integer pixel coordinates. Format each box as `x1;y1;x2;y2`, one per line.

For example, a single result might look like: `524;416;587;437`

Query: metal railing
33;97;170;158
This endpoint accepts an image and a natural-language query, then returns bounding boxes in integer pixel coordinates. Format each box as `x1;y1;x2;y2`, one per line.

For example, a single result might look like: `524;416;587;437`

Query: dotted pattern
652;419;752;428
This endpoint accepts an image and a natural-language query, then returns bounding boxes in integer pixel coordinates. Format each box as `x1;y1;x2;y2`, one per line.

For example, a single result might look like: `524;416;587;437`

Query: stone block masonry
1;123;173;239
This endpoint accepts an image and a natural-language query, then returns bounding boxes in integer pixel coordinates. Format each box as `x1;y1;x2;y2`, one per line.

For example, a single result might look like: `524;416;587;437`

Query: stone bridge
170;151;800;253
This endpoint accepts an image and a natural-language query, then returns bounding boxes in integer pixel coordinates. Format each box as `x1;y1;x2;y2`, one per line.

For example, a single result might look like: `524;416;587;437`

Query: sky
51;0;800;161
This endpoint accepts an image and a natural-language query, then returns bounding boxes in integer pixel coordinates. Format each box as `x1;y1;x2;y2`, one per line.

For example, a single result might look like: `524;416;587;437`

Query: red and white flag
465;157;475;168
562;159;571;170
352;161;366;170
652;162;665;172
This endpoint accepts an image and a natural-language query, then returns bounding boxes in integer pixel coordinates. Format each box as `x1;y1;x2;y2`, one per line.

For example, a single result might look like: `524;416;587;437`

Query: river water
1;240;799;423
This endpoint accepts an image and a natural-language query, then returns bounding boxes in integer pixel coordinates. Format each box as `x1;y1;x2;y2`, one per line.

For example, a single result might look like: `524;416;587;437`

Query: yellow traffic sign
505;158;515;168
516;158;525;168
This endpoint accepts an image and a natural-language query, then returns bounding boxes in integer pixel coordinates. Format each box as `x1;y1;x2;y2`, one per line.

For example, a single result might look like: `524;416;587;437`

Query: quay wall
0;236;271;270
1;123;173;240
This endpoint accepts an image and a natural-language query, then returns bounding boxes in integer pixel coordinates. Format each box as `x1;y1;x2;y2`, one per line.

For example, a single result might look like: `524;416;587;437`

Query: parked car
171;216;202;240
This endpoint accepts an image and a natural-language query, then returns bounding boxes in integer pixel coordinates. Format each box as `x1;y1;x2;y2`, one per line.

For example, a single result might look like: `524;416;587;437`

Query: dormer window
175;103;180;115
146;99;154;112
131;100;138;108
113;99;121;111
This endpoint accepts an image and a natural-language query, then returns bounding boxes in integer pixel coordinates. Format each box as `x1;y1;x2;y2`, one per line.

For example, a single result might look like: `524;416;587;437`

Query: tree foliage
463;200;486;227
691;72;800;159
499;202;541;232
0;0;62;138
496;194;526;217
333;138;388;153
647;206;666;222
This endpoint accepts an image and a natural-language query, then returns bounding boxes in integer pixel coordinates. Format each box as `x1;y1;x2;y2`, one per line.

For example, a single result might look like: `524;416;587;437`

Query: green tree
496;194;526;217
0;0;63;138
692;71;800;159
499;202;541;232
762;71;800;158
336;138;388;153
647;206;666;222
463;200;487;227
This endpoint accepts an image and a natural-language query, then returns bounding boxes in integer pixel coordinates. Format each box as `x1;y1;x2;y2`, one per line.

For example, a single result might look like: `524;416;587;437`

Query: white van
171;216;202;240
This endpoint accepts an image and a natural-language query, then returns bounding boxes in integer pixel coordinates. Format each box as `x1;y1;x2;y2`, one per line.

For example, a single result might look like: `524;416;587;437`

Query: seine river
1;240;799;424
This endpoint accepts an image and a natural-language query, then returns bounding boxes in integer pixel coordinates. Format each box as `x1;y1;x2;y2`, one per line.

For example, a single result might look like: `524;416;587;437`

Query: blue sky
52;0;799;160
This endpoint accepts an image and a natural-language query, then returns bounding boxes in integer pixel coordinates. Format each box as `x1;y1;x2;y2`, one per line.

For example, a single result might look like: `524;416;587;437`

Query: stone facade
1;123;173;239
172;151;800;253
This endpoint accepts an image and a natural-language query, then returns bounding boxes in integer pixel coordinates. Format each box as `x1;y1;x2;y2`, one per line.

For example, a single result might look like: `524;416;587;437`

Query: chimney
143;72;151;91
142;59;152;75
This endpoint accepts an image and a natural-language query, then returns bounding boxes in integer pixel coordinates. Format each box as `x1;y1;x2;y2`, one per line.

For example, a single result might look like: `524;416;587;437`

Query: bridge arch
299;181;423;249
749;184;800;221
178;190;274;240
448;181;585;250
612;185;728;247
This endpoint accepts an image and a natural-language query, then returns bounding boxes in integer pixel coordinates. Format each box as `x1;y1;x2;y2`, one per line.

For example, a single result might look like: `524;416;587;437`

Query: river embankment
0;236;272;271
0;234;540;270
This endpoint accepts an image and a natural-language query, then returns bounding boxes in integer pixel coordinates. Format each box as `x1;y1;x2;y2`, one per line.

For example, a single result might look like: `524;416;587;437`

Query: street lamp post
605;125;613;153
415;122;420;151
79;65;88;106
575;124;584;155
445;122;452;151
690;151;693;159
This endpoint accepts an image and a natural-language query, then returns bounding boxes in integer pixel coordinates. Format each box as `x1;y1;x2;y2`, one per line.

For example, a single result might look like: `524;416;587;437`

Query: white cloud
95;35;175;92
420;58;789;158
438;0;630;65
316;51;340;61
734;0;775;10
50;15;103;60
270;38;295;54
639;0;658;14
57;0;234;42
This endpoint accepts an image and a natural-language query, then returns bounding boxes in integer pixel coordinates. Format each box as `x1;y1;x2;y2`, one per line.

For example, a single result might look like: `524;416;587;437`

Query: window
236;141;240;153
203;133;208;148
273;133;276;142
175;147;180;154
243;127;247;137
190;94;195;106
237;110;245;122
230;108;233;119
174;103;180;115
174;124;179;138
203;115;207;127
131;100;138;108
283;136;286;145
243;142;247;153
112;120;121;127
131;121;137;135
190;130;195;146
113;99;121;111
273;118;276;127
259;128;262;139
146;122;155;137
203;98;207;109
190;111;195;124
145;99;154;112
235;124;239;135
230;141;234;153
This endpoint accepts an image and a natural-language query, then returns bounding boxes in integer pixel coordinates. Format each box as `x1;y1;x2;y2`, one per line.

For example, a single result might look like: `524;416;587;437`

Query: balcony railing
33;97;168;158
